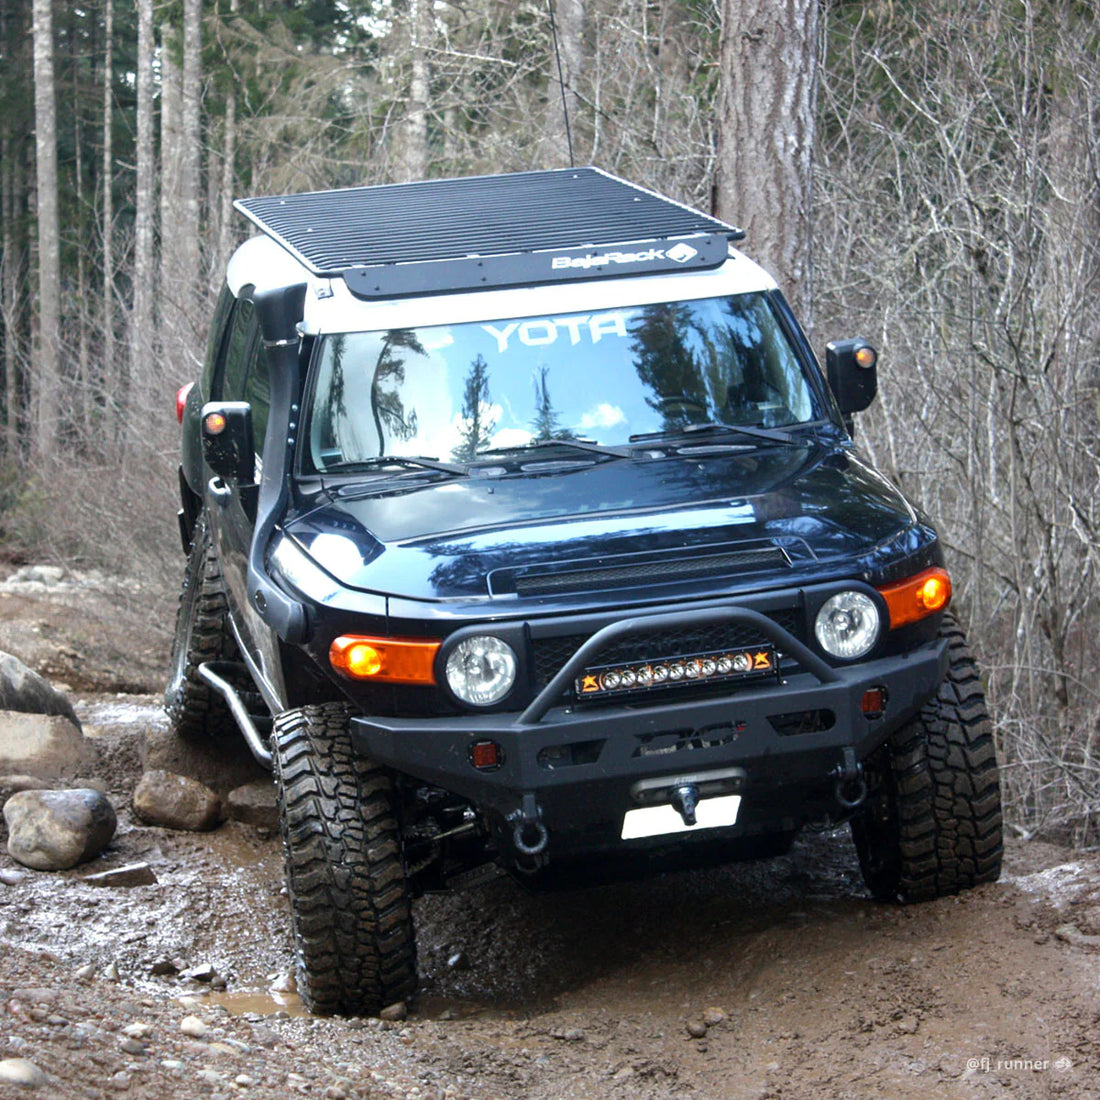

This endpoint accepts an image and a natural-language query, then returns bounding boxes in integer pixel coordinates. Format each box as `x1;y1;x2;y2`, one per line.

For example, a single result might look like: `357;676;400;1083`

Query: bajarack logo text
552;241;699;271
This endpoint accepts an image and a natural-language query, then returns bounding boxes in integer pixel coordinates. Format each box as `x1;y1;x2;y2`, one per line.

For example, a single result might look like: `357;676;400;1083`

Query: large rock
0;712;95;781
0;651;81;728
133;770;222;832
0;775;52;814
141;725;268;796
225;778;279;830
4;788;117;870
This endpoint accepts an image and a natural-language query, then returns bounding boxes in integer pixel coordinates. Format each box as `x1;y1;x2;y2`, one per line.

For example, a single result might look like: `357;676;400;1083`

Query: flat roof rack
234;167;744;300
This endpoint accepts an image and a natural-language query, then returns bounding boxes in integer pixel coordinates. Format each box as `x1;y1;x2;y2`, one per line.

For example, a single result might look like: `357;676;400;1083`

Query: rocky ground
1;565;1100;1100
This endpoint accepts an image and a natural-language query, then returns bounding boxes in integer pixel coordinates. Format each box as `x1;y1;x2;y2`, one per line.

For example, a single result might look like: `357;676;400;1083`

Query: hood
284;442;922;602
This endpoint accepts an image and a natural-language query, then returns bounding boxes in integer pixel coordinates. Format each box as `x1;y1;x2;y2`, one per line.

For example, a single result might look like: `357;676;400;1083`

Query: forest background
1;0;1098;845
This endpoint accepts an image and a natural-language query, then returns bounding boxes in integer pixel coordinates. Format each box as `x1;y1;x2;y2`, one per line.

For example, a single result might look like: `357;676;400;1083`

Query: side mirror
826;339;878;417
201;401;255;484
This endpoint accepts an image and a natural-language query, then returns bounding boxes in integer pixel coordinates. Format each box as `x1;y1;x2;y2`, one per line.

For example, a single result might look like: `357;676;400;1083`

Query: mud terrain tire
164;514;240;738
273;702;416;1016
851;613;1003;902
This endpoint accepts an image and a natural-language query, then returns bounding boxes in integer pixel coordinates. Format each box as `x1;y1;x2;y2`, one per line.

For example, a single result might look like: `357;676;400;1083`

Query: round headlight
815;591;881;660
445;636;517;706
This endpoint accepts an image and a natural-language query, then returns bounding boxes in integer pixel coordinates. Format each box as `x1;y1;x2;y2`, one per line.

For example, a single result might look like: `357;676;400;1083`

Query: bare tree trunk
216;88;237;286
400;0;432;181
0;125;21;460
543;0;584;167
0;0;19;459
131;0;155;402
206;0;238;294
71;21;90;436
180;0;202;338
160;21;183;375
101;0;115;407
32;0;60;460
713;0;819;325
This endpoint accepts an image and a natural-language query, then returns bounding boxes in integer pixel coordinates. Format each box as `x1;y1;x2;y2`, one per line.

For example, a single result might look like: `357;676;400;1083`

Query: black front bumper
351;606;949;853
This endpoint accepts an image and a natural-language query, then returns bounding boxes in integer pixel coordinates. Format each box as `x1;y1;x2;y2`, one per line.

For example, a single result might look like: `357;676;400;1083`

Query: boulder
225;778;279;830
0;651;81;728
0;712;95;781
4;788;117;870
133;770;221;832
141;725;268;796
0;774;52;814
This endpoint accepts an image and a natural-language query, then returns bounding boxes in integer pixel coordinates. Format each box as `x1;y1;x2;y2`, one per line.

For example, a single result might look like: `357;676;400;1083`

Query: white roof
225;233;778;336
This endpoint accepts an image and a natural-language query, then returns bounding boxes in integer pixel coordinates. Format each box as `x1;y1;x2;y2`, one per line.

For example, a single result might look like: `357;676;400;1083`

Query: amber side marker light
877;567;952;629
854;345;878;370
203;410;227;435
330;635;441;684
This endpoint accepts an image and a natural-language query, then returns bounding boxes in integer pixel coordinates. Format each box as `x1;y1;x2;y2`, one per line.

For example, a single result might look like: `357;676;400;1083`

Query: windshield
304;293;823;472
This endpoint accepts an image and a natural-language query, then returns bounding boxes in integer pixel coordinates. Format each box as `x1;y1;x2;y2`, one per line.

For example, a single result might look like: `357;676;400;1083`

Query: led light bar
575;646;777;699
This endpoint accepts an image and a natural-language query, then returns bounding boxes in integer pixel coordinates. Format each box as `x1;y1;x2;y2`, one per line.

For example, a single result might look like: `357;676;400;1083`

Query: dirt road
1;572;1099;1100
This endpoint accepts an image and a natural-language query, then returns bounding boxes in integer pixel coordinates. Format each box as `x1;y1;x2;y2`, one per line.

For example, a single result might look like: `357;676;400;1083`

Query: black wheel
851;613;1003;902
164;513;241;738
273;702;417;1016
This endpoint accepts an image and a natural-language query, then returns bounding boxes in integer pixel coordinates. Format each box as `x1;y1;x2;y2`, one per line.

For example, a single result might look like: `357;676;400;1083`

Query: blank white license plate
621;794;742;841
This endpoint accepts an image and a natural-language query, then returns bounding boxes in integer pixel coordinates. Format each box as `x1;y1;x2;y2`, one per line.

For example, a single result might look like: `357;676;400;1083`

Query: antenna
546;0;575;168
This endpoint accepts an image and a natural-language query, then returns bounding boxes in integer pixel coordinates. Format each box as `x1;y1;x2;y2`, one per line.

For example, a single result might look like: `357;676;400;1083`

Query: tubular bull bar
350;606;949;859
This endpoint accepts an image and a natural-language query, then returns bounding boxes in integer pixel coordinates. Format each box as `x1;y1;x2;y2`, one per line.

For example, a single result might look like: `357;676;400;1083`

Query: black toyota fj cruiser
168;167;1003;1016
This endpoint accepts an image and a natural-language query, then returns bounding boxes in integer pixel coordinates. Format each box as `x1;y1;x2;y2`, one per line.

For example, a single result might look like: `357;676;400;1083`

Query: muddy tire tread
853;613;1003;902
164;514;240;738
273;702;416;1016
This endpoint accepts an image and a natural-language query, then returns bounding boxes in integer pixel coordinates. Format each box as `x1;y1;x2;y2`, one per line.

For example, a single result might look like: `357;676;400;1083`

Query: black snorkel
247;282;309;643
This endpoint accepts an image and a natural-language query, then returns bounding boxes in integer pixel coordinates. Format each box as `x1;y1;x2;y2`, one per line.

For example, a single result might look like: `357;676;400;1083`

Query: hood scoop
493;544;790;598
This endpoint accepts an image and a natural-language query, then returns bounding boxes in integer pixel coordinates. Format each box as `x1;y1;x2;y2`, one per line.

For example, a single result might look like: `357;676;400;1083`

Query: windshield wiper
322;454;469;477
629;421;799;446
477;438;633;461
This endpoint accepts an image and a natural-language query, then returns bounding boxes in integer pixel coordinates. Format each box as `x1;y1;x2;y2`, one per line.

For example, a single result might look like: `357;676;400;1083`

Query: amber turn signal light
329;635;440;684
854;345;877;369
203;411;228;436
877;567;951;629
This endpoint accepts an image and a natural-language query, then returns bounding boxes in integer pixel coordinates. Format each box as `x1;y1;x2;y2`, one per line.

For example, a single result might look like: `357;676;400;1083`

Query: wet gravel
2;580;1100;1098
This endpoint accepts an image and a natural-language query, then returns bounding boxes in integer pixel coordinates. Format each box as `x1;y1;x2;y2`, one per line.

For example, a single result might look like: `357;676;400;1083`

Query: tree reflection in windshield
454;354;496;460
369;330;424;456
530;365;575;442
629;302;708;433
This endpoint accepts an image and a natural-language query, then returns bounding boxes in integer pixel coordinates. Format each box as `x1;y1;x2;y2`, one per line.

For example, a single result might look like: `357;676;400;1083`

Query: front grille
531;609;802;692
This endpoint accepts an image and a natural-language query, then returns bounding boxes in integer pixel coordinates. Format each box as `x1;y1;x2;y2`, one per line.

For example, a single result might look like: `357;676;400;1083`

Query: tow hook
670;784;700;827
508;793;549;867
832;746;867;809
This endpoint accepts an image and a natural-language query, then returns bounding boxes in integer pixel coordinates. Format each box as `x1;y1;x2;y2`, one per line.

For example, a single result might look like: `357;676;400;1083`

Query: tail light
176;382;195;424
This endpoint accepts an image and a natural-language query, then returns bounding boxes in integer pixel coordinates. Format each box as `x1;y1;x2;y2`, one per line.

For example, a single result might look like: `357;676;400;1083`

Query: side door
205;292;287;711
